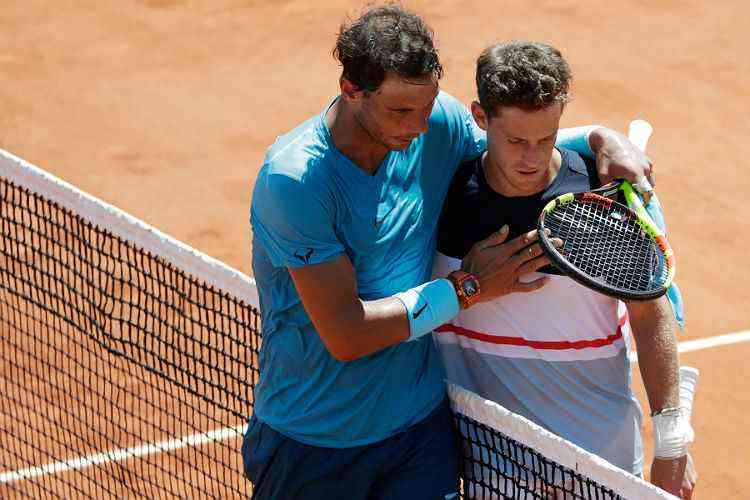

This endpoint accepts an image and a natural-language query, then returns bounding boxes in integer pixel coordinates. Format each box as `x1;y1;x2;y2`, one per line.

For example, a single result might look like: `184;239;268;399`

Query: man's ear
470;101;489;131
340;76;362;102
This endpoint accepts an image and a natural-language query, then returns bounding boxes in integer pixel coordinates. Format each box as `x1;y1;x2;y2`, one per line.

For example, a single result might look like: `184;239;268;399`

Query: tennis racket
537;120;675;300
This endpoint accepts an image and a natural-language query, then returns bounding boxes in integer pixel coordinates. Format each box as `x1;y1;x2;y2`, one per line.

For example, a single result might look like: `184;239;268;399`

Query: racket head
538;191;675;300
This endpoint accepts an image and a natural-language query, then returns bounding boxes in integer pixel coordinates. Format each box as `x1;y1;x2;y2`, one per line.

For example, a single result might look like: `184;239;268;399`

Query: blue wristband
394;279;460;342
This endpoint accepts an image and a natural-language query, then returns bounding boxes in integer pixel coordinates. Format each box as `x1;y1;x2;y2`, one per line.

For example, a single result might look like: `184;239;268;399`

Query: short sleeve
251;171;344;268
431;92;487;164
457;104;487;162
556;125;601;159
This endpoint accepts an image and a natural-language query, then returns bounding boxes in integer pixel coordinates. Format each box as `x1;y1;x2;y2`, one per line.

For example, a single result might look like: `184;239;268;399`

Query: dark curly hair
476;41;571;117
333;4;443;92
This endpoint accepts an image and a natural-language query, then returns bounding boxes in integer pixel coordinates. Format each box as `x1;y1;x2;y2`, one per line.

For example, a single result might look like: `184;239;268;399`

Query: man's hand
651;455;688;498
680;453;697;499
462;226;559;302
589;127;655;187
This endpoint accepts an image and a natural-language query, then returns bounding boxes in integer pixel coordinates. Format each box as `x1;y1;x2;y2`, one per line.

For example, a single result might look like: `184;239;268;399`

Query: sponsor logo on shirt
374;205;396;227
293;247;314;264
413;303;429;319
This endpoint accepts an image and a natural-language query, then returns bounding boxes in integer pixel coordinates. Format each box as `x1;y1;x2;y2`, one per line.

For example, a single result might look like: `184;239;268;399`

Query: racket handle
679;366;700;417
627;119;655;198
628;119;653;152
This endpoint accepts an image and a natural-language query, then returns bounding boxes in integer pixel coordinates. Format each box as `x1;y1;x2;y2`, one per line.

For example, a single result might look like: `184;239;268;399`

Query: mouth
517;169;540;176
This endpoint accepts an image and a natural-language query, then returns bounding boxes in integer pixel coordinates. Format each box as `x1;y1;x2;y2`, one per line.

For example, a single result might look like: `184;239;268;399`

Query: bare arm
289;228;553;362
289;254;410;362
628;295;680;411
628;295;685;496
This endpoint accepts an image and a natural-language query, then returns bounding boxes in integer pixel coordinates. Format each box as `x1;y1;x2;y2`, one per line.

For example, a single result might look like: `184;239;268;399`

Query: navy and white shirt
434;148;644;475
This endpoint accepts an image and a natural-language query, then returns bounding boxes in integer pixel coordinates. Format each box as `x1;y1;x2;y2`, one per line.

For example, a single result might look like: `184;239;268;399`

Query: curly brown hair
333;4;443;92
476;41;571;117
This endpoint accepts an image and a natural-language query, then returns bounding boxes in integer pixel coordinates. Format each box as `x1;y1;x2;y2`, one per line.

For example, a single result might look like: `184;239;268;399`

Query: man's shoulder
433;90;465;112
437;156;485;259
427;91;470;130
559;147;597;178
445;156;483;199
263;115;331;180
253;118;336;215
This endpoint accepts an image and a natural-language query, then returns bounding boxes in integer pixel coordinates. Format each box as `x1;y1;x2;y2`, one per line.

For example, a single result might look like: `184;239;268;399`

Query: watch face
462;278;478;296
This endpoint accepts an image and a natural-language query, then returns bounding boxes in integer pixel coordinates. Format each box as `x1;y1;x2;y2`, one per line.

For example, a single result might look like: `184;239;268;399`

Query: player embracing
246;4;659;498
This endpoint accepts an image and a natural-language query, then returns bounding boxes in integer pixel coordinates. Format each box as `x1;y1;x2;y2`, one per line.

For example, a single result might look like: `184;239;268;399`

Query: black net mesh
455;411;624;500
0;178;259;498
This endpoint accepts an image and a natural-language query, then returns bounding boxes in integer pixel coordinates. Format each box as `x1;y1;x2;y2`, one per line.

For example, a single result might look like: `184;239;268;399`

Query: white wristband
652;408;692;459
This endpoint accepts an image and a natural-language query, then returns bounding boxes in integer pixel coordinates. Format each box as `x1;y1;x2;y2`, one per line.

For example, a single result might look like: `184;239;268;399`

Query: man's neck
326;98;389;175
483;148;562;197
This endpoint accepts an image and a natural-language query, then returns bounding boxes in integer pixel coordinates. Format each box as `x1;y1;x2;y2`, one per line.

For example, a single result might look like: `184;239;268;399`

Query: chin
387;136;417;151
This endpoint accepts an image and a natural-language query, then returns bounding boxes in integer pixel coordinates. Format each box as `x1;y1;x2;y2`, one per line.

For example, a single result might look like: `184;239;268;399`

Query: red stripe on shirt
435;312;628;351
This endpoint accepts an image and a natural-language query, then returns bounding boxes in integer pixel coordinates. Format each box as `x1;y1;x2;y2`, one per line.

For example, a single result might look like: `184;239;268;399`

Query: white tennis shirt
434;254;644;475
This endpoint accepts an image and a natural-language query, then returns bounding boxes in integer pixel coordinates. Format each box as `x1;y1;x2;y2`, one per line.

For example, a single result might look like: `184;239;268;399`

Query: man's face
474;102;564;196
350;72;439;151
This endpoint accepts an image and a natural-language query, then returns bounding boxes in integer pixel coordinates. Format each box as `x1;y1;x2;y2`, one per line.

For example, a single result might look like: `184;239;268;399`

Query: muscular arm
289;254;410;362
628;295;680;412
628;295;687;496
290;229;553;362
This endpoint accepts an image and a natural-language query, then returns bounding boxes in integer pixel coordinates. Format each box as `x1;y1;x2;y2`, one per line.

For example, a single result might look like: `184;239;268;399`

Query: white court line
629;329;750;363
2;330;750;484
0;424;247;483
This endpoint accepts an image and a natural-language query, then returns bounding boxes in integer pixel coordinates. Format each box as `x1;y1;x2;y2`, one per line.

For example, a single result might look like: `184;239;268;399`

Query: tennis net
0;150;674;499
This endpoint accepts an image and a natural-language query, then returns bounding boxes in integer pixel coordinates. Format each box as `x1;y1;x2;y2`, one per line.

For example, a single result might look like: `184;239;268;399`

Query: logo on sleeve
413;303;428;319
294;247;314;264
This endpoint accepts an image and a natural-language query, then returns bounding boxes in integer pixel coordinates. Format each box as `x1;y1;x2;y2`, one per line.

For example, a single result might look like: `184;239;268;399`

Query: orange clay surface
1;1;748;497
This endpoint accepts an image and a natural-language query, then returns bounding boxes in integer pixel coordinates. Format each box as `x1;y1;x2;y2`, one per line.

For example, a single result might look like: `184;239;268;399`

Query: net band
0;149;258;306
449;383;676;499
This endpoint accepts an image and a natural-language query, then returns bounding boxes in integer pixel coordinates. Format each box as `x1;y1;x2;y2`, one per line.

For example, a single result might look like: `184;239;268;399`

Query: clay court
1;0;748;497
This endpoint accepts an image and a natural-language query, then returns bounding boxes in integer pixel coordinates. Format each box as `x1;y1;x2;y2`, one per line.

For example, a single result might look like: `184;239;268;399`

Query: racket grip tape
628;119;653;152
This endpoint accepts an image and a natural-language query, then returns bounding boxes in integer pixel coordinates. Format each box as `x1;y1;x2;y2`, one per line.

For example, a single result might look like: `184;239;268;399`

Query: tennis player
245;6;656;499
434;41;695;498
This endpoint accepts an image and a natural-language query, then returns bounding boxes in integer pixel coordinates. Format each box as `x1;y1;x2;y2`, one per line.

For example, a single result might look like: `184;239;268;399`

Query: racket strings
545;201;668;293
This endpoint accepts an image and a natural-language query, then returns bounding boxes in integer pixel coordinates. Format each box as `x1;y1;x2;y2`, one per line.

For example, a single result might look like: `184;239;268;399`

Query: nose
522;144;546;166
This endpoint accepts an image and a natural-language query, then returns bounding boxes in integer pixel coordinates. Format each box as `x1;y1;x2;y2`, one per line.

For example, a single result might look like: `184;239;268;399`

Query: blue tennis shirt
250;92;598;448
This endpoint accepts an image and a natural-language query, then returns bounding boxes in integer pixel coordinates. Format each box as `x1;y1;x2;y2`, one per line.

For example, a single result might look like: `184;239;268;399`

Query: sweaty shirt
434;149;645;474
